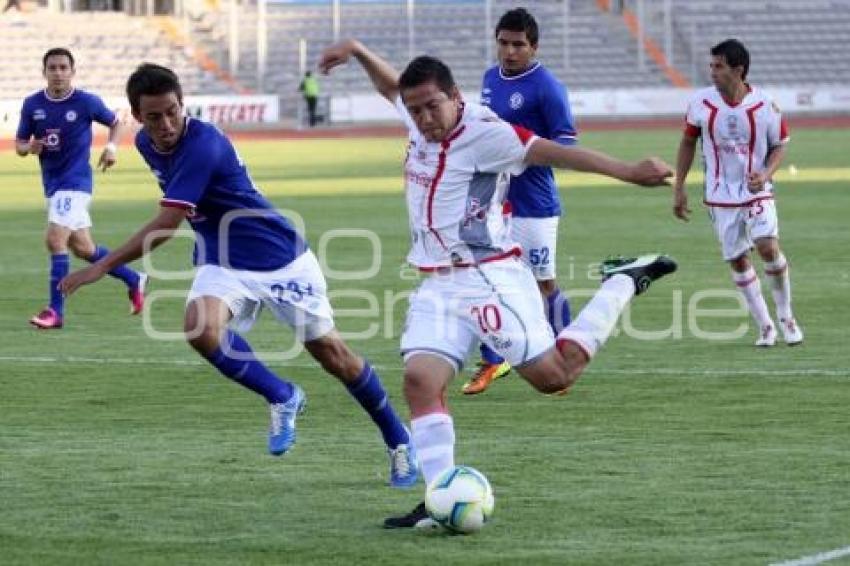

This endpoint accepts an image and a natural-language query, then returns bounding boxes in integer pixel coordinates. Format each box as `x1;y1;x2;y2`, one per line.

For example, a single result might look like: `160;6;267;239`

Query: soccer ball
425;465;494;533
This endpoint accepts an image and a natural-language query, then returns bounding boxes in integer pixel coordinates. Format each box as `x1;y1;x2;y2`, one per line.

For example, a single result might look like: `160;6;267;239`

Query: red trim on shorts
745;101;764;175
703;195;774;208
417;247;521;273
703;100;720;192
426;126;466;251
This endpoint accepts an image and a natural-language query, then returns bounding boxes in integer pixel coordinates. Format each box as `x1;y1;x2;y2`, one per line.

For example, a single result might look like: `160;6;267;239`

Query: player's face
709;55;743;91
401;81;462;143
42;55;75;95
496;30;537;76
134;92;186;151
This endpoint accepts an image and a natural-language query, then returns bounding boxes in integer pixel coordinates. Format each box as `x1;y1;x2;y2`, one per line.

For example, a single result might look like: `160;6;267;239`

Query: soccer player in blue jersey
59;63;418;488
463;8;578;395
16;48;147;329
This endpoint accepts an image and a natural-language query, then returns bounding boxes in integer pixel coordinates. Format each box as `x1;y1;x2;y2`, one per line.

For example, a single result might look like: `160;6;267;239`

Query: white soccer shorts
46;190;92;230
400;257;554;372
510;216;560;281
187;249;335;341
708;199;779;261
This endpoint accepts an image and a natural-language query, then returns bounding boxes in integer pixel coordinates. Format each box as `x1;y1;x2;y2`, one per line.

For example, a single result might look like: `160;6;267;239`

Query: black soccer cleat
383;501;439;530
600;254;677;295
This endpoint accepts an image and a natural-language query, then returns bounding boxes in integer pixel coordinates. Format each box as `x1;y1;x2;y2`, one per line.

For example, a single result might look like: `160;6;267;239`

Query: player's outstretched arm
59;206;186;296
525;138;673;187
673;134;698;221
319;39;400;103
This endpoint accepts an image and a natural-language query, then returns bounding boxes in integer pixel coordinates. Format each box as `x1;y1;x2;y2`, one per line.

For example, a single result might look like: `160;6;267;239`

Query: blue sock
204;330;294;403
87;245;140;288
546;287;572;334
346;362;409;449
49;253;69;316
479;344;505;365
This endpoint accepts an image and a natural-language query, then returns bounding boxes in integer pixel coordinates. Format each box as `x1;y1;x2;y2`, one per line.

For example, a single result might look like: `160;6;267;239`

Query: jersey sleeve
160;130;220;211
765;97;790;147
684;95;702;138
15;98;33;141
473;120;536;175
541;79;578;146
89;94;118;127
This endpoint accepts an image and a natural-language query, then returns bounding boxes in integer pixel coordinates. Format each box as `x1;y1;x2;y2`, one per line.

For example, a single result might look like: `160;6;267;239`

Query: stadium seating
3;0;848;121
0;10;237;100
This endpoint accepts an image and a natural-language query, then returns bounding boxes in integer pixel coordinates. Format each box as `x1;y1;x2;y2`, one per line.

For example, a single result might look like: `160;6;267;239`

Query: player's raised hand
318;39;361;74
673;188;692;221
629;157;674;187
97;146;117;172
59;264;107;297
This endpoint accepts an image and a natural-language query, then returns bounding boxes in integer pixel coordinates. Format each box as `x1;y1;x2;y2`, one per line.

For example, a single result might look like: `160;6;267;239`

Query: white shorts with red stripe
707;197;779;261
187;250;335;341
400;257;553;371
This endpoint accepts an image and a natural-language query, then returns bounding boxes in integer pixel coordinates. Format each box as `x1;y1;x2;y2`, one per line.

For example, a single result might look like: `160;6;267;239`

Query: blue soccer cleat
388;435;419;489
268;385;306;456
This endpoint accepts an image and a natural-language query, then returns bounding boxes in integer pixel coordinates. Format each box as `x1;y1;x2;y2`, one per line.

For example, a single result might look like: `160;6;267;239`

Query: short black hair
42;47;74;69
126;63;183;114
711;39;750;80
495;7;539;47
399;56;456;96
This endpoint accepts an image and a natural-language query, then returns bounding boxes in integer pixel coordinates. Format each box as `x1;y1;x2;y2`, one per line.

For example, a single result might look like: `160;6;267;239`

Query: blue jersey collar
498;62;541;81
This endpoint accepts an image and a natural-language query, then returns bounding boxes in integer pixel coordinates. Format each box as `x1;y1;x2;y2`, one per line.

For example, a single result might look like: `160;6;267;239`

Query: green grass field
1;127;848;565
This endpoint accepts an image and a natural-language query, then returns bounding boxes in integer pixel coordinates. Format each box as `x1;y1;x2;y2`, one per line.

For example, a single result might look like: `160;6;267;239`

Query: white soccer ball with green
425;465;494;533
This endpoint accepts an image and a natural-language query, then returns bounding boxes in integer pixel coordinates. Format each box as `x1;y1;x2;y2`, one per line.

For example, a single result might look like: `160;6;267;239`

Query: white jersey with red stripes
684;85;789;206
396;98;538;269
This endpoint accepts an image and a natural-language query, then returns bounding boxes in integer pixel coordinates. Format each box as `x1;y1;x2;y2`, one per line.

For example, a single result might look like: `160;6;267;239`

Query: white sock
732;267;774;329
557;274;634;359
764;253;793;321
411;412;455;486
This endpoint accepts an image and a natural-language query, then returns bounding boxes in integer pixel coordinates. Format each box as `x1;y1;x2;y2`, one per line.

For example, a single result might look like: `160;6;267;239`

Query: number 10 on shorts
471;304;502;334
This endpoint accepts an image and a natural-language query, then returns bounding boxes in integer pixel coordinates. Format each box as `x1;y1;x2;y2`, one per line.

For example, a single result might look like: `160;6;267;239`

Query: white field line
0;355;847;377
770;544;850;566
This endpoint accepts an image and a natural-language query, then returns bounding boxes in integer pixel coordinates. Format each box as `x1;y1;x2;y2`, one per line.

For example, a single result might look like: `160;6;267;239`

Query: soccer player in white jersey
319;38;678;528
673;39;803;347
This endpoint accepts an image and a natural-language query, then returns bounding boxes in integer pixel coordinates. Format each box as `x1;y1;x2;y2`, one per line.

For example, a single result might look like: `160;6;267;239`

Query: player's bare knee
309;336;360;380
45;232;68;254
756;239;779;262
68;239;95;259
185;325;222;356
729;254;751;272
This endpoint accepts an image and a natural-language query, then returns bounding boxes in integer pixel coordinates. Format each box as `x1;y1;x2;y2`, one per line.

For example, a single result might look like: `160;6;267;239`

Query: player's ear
450;85;462;102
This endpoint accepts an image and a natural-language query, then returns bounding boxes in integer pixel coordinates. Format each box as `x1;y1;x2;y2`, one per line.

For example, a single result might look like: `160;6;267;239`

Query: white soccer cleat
755;324;777;347
780;318;804;346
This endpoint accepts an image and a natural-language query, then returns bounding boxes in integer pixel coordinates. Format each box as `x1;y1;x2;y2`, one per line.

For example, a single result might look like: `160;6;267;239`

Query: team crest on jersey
65;110;77;122
509;92;524;110
33;109;46;120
